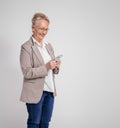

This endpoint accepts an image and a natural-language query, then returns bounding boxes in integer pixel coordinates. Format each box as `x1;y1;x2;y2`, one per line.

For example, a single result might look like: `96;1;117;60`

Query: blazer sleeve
20;46;48;80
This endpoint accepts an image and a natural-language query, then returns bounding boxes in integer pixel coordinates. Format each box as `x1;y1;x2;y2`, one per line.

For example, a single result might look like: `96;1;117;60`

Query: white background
0;0;120;128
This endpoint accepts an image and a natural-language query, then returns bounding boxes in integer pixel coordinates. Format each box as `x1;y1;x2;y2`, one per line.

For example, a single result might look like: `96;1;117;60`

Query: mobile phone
55;54;63;59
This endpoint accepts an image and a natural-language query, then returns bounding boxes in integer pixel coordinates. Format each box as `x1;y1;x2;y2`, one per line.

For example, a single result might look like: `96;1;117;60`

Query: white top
32;37;54;92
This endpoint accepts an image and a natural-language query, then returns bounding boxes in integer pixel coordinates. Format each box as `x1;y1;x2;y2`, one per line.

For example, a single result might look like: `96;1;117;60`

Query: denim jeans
26;91;54;128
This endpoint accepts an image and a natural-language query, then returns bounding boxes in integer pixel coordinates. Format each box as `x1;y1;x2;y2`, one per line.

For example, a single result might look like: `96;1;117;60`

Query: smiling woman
19;12;61;128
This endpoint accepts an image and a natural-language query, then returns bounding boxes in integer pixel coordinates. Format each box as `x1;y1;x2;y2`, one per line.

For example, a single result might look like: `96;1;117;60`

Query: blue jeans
26;91;54;128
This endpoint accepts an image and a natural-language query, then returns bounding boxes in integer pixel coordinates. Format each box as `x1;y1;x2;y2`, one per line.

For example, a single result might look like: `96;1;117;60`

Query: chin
39;35;44;40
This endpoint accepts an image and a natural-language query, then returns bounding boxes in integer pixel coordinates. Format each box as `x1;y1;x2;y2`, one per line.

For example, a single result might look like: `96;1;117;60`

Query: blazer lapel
45;44;55;60
32;45;45;64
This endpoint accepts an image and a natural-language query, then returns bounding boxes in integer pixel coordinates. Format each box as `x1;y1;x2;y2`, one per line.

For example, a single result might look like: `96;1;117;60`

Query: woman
20;12;61;128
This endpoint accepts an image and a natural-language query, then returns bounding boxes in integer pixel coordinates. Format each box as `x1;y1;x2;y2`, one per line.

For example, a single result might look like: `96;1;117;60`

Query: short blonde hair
32;12;50;27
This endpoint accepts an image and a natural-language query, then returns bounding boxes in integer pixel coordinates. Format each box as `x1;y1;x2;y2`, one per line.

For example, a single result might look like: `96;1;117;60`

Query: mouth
40;34;45;38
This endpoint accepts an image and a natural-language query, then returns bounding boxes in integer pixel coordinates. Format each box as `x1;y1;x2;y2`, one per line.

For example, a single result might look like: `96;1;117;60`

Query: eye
37;27;48;31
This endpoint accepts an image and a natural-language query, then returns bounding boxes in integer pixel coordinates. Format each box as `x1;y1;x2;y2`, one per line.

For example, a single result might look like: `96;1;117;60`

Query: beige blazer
20;37;57;103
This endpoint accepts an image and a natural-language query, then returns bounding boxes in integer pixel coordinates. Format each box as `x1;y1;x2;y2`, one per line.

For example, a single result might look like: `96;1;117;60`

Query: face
32;19;49;43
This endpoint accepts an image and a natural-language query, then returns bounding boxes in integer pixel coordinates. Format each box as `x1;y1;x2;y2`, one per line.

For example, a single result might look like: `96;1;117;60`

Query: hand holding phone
53;54;63;74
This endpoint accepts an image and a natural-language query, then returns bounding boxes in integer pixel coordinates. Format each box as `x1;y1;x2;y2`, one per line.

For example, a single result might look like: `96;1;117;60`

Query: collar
32;37;48;48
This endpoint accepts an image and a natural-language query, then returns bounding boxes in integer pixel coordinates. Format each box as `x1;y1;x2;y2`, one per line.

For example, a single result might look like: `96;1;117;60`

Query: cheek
35;30;40;35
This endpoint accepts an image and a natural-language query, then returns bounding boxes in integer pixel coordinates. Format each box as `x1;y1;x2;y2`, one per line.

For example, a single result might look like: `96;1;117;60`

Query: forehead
35;19;49;27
